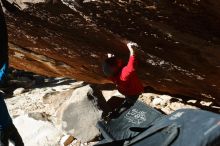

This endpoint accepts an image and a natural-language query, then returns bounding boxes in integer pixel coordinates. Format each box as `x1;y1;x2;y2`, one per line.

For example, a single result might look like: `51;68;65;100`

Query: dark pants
107;95;139;110
0;123;24;146
104;95;139;120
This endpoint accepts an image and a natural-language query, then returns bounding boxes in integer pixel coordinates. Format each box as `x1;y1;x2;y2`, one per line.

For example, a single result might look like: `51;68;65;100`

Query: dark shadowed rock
0;0;220;105
0;2;8;68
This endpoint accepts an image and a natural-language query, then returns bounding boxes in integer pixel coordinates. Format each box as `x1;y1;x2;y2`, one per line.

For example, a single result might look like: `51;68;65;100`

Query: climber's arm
120;43;138;80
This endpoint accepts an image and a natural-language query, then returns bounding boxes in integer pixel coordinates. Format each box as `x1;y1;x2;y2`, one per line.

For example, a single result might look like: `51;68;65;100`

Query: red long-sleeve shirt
110;56;144;96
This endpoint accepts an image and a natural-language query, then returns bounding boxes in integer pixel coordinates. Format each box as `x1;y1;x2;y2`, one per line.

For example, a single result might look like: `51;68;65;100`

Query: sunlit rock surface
1;0;220;104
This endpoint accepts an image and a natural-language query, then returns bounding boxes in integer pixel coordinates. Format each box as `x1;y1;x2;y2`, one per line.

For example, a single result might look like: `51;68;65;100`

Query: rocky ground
1;68;219;146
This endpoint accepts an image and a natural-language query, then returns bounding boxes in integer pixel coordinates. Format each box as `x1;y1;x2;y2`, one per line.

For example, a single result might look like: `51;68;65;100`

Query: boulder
152;97;163;106
13;87;25;96
57;85;108;142
12;115;63;146
0;0;220;105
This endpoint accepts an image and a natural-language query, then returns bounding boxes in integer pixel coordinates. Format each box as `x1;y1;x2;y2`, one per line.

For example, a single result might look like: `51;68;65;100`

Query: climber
0;4;24;146
102;42;144;120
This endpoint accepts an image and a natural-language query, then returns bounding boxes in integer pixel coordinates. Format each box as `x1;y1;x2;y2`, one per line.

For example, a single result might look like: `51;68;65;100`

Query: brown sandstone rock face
1;0;220;104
